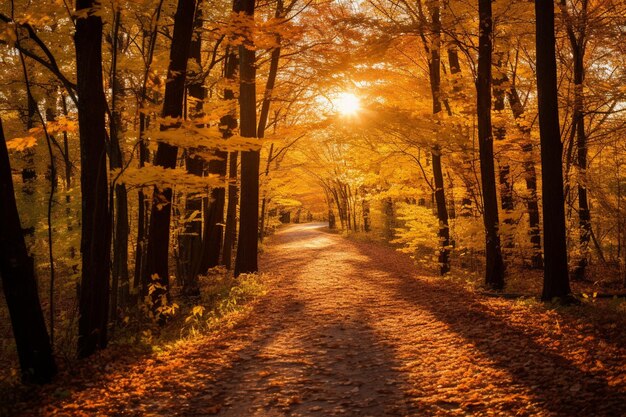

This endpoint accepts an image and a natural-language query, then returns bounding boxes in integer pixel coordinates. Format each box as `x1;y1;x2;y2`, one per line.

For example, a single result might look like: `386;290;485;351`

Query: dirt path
18;223;626;416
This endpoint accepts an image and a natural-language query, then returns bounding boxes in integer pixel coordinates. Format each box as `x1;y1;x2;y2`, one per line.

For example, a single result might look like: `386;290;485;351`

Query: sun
335;92;360;116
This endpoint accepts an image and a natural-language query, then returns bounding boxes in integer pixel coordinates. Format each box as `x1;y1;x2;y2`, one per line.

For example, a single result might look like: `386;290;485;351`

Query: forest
1;0;625;415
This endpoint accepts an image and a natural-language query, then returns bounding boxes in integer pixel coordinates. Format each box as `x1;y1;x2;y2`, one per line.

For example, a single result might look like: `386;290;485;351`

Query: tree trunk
202;51;237;271
535;0;571;300
234;0;259;276
0;118;56;384
179;2;205;295
75;0;112;357
362;198;370;232
144;0;197;315
134;113;150;294
222;151;239;270
427;1;451;275
564;0;591;280
259;144;274;241
507;83;543;268
493;54;514;251
477;0;505;289
109;10;130;319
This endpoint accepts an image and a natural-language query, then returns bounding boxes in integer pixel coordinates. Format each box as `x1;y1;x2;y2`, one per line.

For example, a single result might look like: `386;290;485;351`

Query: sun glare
335;92;360;116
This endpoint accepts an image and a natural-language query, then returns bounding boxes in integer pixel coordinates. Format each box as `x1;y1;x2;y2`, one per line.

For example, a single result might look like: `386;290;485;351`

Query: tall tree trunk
134;113;150;293
234;0;259;276
477;0;505;289
109;9;130;318
259;144;273;242
493;53;514;251
254;1;283;243
535;0;571;300
427;0;451;275
179;1;205;295
222;151;239;270
75;0;112;357
0;118;56;384
135;5;164;297
201;51;237;271
507;83;543;268
144;0;197;315
563;0;591;280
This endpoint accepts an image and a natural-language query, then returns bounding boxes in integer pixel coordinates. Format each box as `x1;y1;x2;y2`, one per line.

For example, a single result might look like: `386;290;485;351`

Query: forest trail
21;223;626;417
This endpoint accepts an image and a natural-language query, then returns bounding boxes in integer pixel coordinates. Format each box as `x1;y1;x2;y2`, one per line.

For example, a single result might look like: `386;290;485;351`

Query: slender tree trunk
564;0;591;280
383;197;395;239
134;113;150;293
256;2;283;243
179;1;205;295
507;83;543;268
144;0;197;315
222;151;239;270
535;0;571;300
75;0;112;357
427;1;451;275
493;54;514;250
362;198;370;232
109;9;130;318
477;0;505;289
259;144;274;241
234;0;259;276
201;51;237;271
0;118;56;384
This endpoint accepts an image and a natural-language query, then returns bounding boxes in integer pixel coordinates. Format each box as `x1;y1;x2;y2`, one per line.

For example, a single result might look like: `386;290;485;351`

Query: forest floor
6;223;626;416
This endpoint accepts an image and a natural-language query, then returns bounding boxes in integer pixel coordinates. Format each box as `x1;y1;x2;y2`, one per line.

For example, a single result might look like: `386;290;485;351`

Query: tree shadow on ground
346;240;626;416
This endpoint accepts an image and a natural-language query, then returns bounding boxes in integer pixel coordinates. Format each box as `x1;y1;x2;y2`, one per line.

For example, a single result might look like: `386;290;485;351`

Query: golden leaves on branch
6;135;37;151
111;165;223;193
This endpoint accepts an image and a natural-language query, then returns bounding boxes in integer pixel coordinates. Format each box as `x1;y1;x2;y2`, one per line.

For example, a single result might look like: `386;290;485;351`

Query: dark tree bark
179;1;205;295
135;7;164;297
134;113;150;294
563;0;591;280
362;198;371;232
75;0;112;357
143;0;197;314
426;1;451;275
258;144;274;241
0;118;56;384
506;83;543;268
234;0;259;276
477;0;505;289
257;5;284;242
201;51;237;271
493;54;514;250
535;0;571;300
382;197;395;239
109;9;130;318
222;151;239;270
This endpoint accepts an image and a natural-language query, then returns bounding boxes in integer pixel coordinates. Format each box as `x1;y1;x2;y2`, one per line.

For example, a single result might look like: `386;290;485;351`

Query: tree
234;0;259;276
75;0;112;357
535;0;571;300
201;49;236;272
143;0;197;314
0;117;56;383
477;0;505;289
561;0;591;280
179;0;207;296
